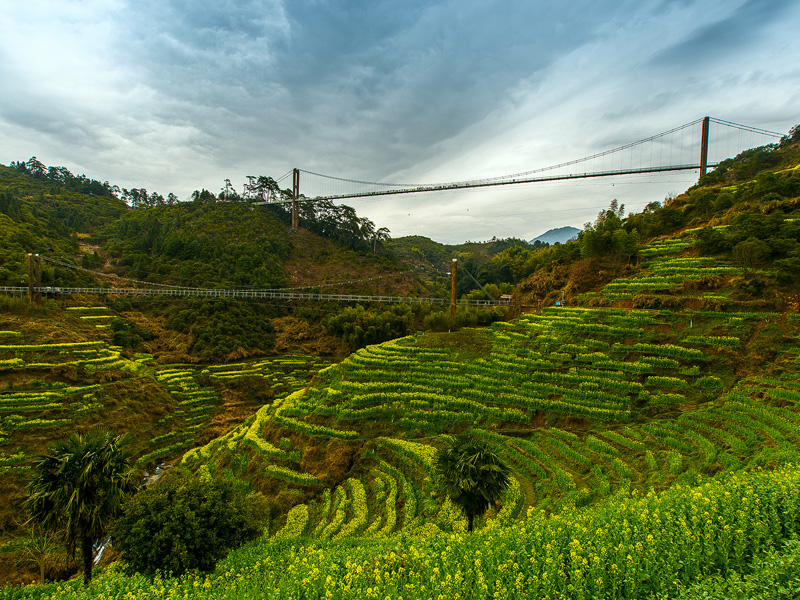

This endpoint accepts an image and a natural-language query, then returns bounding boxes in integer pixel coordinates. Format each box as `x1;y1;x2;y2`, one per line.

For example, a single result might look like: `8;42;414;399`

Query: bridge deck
2;286;502;306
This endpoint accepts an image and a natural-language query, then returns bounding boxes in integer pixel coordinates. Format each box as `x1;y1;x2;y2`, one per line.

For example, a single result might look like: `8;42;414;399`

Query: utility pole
699;116;710;181
450;258;457;330
34;254;41;303
27;253;34;304
292;168;300;230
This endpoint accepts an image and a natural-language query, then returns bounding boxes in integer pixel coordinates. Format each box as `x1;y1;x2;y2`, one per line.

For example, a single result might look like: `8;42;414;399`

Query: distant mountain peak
529;226;580;245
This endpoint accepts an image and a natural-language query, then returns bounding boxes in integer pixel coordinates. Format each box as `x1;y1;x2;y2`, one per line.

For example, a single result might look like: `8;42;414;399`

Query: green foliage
579;200;640;264
695;375;724;400
26;429;136;585
389;235;558;293
695;225;729;255
692;211;800;284
675;538;800;600
164;299;276;360
324;304;416;350
109;318;154;349
9;464;800;600
624;200;685;240
0;525;63;585
698;144;785;186
0;163;133;287
490;241;581;284
434;434;510;532
113;471;263;577
99;202;291;289
279;199;389;255
9;157;120;199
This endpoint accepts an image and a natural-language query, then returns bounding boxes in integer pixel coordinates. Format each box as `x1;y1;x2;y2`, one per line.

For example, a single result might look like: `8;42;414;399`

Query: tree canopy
434;434;510;532
113;471;263;577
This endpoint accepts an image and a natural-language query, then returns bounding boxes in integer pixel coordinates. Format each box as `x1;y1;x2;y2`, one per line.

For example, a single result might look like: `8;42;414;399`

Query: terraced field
0;308;332;551
589;227;772;306
183;294;800;539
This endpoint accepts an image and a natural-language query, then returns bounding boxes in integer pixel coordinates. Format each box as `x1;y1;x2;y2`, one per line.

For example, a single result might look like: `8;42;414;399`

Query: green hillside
2;127;800;597
388;234;542;297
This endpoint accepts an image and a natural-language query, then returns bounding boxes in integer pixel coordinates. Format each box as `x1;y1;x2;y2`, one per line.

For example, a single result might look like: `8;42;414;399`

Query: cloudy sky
1;0;799;243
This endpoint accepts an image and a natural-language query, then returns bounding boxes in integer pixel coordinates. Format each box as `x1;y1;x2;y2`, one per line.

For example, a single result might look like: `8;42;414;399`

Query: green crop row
10;417;70;430
273;413;359;440
0;341;105;352
585;434;620;457
0;402;62;413
136;440;195;467
375;437;436;471
640;423;694;454
684;335;742;348
646;375;689;389
374;469;399;536
274;504;309;539
377;460;420;530
600;430;646;452
616;342;705;361
319;486;348;538
265;465;319;486
333;479;369;540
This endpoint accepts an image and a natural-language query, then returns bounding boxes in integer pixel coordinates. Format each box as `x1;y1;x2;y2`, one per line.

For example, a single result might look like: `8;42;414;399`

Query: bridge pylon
699;116;710;181
292;168;300;230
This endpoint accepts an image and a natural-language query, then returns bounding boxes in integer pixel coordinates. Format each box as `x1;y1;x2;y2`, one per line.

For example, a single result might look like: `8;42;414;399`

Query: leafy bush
695;375;724;399
113;472;263;576
109;318;154;349
164;298;276;360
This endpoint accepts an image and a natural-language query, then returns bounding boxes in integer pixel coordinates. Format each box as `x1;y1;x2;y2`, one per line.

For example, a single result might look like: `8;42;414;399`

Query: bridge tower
292;168;300;229
699;116;710;181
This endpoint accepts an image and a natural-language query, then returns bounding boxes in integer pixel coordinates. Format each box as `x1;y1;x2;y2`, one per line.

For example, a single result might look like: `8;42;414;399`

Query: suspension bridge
0;285;501;307
11;255;501;306
250;116;784;229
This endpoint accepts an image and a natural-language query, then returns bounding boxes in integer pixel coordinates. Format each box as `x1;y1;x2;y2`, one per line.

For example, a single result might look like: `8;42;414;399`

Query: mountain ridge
528;225;580;245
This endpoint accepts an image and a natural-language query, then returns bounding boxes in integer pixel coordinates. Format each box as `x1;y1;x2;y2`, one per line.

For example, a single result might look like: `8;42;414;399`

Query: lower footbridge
1;286;502;307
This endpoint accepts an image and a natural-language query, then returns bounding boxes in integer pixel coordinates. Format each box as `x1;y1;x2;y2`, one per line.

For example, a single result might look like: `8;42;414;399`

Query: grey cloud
100;0;619;181
648;0;798;68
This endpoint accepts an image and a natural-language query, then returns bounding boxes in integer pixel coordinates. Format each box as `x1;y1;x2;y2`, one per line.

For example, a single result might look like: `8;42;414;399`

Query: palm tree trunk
467;513;474;532
81;535;93;585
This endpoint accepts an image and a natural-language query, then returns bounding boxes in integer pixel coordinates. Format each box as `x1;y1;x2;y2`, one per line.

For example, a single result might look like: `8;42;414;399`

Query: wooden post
450;258;457;330
699;116;710;181
34;254;41;303
27;253;34;304
292;168;300;230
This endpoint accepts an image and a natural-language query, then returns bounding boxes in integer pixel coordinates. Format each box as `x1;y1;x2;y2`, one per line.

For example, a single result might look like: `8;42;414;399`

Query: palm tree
434;434;510;532
26;429;136;585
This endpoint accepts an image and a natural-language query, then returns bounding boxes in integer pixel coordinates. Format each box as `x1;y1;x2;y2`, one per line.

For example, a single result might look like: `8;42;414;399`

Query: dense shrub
114;472;263;577
109;318;154;349
324;304;417;350
164;298;276;360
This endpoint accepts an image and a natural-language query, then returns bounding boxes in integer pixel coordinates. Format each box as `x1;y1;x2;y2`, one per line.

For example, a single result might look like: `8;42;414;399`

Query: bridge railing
0;286;505;307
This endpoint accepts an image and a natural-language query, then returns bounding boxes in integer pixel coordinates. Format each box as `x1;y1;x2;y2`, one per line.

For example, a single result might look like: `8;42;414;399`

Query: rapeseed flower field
3;464;799;600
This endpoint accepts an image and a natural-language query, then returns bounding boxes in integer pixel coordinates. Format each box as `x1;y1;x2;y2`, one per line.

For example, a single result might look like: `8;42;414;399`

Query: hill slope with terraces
2;127;800;596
